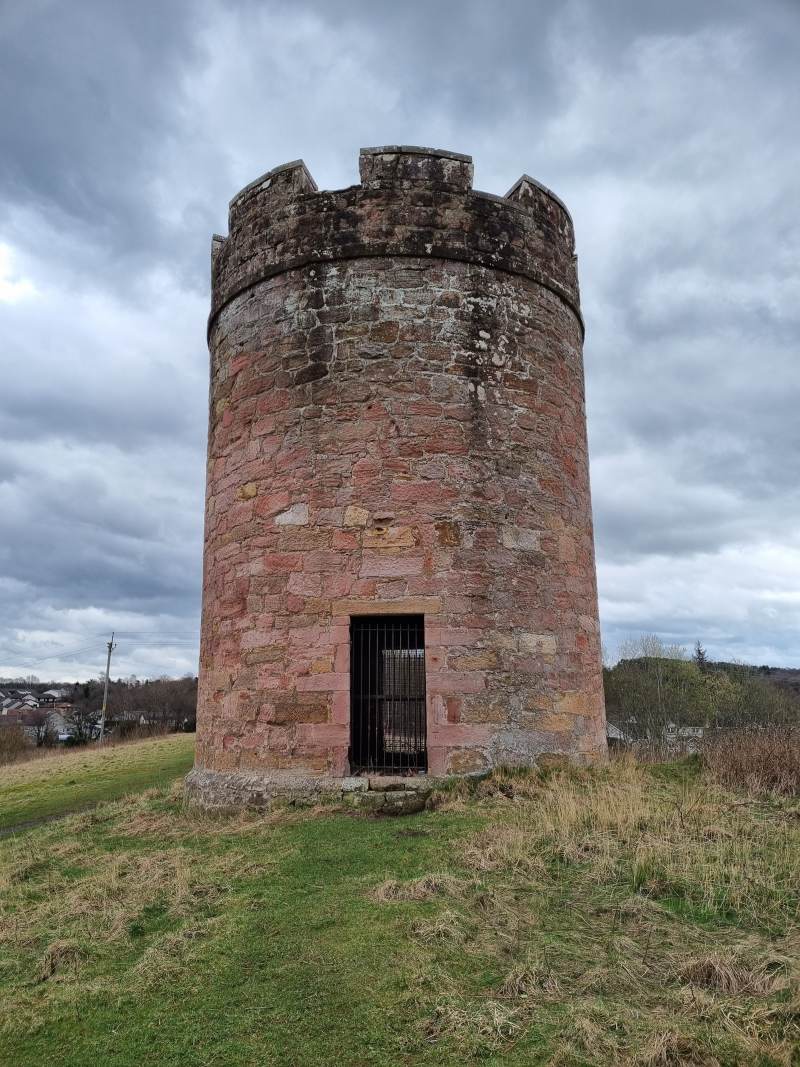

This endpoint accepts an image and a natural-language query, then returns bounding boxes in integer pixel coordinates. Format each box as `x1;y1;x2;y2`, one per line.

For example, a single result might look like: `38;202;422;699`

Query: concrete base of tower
184;738;608;813
184;766;370;812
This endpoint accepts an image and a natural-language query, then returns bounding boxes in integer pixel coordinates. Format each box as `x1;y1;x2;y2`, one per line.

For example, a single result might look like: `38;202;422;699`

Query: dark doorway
349;615;427;774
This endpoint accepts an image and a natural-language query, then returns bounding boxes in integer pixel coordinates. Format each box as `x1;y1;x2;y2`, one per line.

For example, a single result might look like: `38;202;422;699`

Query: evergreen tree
693;640;708;673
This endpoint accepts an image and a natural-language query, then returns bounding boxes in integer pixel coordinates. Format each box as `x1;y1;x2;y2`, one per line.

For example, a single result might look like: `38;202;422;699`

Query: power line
0;631;199;679
90;631;199;638
0;643;104;666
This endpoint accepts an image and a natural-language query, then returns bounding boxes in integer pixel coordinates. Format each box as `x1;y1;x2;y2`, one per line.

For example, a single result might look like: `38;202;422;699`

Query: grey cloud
0;1;201;233
0;0;798;678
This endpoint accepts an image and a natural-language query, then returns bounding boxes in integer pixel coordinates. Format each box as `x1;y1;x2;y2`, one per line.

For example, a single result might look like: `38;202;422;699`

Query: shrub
0;724;32;765
701;726;800;797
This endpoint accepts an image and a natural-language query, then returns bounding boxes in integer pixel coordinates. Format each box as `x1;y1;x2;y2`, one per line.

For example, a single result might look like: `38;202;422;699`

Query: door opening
349;615;427;774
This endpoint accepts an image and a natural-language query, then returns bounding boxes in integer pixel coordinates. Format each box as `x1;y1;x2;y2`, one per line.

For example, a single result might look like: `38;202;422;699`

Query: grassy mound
0;733;195;830
0;758;798;1065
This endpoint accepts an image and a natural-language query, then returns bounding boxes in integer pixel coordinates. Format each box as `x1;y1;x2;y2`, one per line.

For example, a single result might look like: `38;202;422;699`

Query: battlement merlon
359;146;474;191
228;160;318;232
210;147;582;338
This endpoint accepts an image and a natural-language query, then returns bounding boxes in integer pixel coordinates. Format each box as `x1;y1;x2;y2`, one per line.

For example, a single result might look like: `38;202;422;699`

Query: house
664;722;704;740
606;721;632;747
664;721;704;752
1;694;39;714
40;688;70;705
1;707;49;743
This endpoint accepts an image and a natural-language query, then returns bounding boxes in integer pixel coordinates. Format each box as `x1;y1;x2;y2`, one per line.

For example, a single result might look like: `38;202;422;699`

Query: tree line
604;635;798;741
66;675;198;739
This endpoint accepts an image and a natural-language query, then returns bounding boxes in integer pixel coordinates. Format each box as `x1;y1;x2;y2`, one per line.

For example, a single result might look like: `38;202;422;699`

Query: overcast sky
1;0;798;682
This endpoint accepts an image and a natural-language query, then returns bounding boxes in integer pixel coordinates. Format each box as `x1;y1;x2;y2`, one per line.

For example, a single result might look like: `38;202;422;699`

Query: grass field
0;734;196;830
0;753;798;1065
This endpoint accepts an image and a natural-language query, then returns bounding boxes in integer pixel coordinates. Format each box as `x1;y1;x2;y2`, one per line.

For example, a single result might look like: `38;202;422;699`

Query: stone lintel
332;597;442;617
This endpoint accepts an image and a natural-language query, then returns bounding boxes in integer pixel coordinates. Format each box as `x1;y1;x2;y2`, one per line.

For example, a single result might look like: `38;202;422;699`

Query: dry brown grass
132;915;228;985
0;725;33;766
675;950;788;996
422;995;522;1053
371;872;467;902
445;758;800;932
412;908;472;945
0;795;277;997
702;726;800;797
496;958;560;999
114;801;270;841
635;1030;719;1066
38;939;86;981
410;759;800;1062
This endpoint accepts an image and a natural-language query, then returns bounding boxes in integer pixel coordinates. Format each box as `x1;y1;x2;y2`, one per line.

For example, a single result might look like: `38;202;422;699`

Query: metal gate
349;615;427;774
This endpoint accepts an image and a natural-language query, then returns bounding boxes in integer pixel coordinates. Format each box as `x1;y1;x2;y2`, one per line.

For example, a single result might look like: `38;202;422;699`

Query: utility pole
98;632;116;743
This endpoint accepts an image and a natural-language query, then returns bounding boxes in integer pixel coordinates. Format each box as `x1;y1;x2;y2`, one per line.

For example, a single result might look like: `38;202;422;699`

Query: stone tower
187;146;606;809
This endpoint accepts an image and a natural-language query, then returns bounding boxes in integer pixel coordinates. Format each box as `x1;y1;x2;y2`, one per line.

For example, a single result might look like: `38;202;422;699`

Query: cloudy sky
1;0;798;681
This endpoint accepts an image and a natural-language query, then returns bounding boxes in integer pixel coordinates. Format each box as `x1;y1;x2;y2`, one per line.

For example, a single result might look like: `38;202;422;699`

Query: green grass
0;757;798;1065
0;734;195;830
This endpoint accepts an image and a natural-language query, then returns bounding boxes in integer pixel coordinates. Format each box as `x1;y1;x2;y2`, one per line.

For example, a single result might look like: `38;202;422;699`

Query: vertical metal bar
399;619;404;773
393;618;397;774
369;620;373;771
408;619;412;769
360;621;365;770
410;620;414;769
422;614;427;771
352;623;356;772
408;618;413;770
411;618;416;768
373;623;379;772
354;619;359;770
366;621;371;770
417;618;421;767
362;621;368;771
397;619;401;774
398;618;403;776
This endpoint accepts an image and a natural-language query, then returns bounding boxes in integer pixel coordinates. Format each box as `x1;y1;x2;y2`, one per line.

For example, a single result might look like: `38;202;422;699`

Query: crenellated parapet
209;146;581;338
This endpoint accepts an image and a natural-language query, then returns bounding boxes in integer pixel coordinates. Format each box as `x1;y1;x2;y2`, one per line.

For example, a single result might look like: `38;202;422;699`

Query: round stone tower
187;146;606;808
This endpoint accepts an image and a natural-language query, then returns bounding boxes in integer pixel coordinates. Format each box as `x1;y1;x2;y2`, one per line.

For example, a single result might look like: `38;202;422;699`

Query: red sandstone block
426;671;486;694
254;490;291;518
264;552;303;573
424;435;468;456
239;627;279;650
446;697;461;723
288;622;327;646
334;643;350;672
321;574;355;597
330;691;350;724
287;572;323;596
332;530;360;550
390;482;458;505
256;389;291;415
438;627;481;646
359;555;424;578
427;722;492;746
296;672;349;692
304;550;346;572
296;724;349;745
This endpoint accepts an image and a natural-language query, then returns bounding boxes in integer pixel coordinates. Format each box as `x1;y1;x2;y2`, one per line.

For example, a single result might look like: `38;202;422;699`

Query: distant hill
711;662;800;699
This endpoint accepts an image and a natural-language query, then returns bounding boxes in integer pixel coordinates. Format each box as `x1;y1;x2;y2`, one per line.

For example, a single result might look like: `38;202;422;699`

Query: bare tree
64;703;101;744
27;708;53;747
